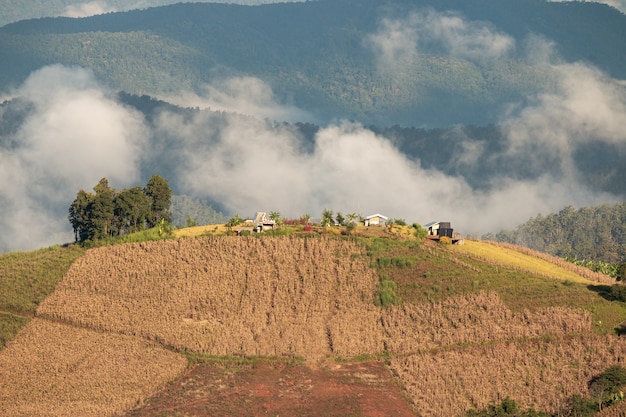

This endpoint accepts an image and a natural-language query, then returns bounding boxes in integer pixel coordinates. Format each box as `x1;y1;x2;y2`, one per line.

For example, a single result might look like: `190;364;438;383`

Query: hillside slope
1;0;625;126
0;234;622;415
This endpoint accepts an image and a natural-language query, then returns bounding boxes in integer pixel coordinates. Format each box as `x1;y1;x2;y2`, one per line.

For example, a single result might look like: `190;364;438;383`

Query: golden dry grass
0;318;186;417
452;240;614;284
38;236;384;359
390;334;626;417
382;291;591;353
26;235;626;416
173;223;228;237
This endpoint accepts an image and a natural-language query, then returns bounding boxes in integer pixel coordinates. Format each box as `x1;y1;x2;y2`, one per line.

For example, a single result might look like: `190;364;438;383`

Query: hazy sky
1;9;625;252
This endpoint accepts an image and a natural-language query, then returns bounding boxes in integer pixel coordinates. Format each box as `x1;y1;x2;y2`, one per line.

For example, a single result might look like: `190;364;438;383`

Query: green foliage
493;203;626;263
269;211;282;225
618;263;626;282
226;214;244;231
321;209;334;228
609;284;626;302
565;257;619;278
412;223;428;241
69;176;173;243
345;221;356;234
375;274;399;307
144;174;173;228
589;365;626;402
466;398;548;417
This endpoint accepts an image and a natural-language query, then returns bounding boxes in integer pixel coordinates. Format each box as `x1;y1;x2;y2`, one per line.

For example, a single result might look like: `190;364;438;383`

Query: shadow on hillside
587;284;613;301
586;284;626;335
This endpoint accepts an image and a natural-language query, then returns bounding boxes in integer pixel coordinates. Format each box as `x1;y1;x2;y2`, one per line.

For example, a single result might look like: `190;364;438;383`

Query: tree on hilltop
68;175;173;243
144;174;172;228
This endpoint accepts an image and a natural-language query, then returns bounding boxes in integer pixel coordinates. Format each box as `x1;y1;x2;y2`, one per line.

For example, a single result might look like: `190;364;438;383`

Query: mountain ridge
2;0;625;126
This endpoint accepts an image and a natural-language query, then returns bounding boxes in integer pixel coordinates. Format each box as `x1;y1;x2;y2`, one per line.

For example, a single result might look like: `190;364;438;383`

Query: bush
466;397;549;417
618;263;626;281
589;364;626;401
375;275;399;307
609;284;626;302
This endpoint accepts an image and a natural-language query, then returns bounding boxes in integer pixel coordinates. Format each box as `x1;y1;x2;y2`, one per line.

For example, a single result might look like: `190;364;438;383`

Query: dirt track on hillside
124;359;416;417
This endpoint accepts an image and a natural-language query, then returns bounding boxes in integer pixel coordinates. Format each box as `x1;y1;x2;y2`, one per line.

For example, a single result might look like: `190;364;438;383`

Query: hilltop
2;227;626;416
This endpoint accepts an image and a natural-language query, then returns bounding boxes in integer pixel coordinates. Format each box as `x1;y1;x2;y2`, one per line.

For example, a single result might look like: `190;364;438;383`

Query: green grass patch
181;350;305;369
358;237;626;332
0;244;85;349
0;312;30;349
0;245;86;314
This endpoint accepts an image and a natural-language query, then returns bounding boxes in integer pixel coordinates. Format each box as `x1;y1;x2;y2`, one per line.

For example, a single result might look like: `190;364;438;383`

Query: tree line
68;175;172;243
486;203;626;264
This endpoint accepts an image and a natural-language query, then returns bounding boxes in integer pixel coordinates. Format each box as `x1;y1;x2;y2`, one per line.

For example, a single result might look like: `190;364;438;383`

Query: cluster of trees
68;175;171;243
488;203;626;264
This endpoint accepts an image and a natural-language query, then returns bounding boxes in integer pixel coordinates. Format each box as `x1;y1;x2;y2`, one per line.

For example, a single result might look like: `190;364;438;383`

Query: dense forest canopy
1;0;626;126
489;203;626;263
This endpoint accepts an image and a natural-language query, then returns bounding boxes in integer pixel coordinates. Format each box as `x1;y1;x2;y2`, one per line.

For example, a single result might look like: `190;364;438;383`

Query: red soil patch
124;360;416;417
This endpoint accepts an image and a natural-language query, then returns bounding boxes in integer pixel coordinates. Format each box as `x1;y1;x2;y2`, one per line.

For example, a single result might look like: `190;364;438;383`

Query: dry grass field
0;318;186;417
391;334;626;416
38;236;384;359
4;234;626;416
453;240;614;284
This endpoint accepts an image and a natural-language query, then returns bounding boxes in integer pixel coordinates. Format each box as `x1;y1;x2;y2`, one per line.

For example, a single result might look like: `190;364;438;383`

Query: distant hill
489;202;626;263
1;0;625;126
0;0;303;27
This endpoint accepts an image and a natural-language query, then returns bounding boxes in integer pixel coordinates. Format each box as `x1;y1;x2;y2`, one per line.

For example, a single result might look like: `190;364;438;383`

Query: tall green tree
68;189;95;242
91;178;116;239
114;186;151;234
144;174;172;228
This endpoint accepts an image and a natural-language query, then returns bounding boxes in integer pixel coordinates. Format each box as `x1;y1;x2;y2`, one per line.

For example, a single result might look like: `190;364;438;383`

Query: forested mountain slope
491;202;626;263
1;0;625;126
0;0;301;27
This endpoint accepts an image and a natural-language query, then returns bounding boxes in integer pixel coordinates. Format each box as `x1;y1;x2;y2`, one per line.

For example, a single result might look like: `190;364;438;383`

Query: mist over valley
1;0;625;252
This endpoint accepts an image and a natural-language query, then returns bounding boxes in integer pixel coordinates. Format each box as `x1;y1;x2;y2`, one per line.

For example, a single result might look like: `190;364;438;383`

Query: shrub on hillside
589;365;626;408
466;397;549;417
375;274;399;307
609;285;626;302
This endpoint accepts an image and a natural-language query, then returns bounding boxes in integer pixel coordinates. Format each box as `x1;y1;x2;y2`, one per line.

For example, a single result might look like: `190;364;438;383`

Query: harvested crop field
390;334;626;416
0;318;187;417
125;359;416;417
38;236;384;359
14;236;626;416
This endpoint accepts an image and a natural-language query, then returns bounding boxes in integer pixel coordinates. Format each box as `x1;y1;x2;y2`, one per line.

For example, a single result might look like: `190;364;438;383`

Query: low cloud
366;9;515;71
160;112;618;238
62;1;117;18
0;65;147;252
163;76;315;123
547;0;626;14
2;40;626;252
500;40;626;182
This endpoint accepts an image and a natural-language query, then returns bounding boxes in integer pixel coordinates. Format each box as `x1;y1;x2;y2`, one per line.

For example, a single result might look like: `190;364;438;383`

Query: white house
364;213;388;226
